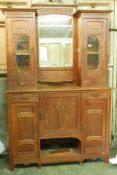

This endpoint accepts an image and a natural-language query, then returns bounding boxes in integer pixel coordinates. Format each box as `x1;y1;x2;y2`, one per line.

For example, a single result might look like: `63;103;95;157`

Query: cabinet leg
10;162;14;171
105;155;109;164
38;163;41;168
80;160;83;165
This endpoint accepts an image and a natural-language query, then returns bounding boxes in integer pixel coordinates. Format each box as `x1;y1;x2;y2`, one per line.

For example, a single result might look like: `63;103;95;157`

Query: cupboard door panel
6;12;37;88
83;19;107;78
86;102;104;137
76;12;110;86
10;100;39;162
39;93;80;137
82;92;107;155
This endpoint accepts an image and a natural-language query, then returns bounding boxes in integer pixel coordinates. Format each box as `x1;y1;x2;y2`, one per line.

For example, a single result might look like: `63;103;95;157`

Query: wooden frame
4;8;112;171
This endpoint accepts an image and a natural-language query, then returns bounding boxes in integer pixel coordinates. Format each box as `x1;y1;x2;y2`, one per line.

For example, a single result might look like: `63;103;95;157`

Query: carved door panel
76;12;110;86
82;92;108;155
6;12;37;88
39;93;80;138
82;18;108;86
10;95;39;163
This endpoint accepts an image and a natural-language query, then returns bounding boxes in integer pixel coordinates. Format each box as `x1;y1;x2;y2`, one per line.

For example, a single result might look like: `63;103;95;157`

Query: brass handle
19;82;24;86
92;94;98;98
40;112;45;119
20;96;29;100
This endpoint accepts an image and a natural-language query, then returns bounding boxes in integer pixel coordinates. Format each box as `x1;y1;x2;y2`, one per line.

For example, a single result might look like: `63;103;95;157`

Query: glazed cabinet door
39;93;80;138
76;12;110;86
82;91;111;160
8;94;39;170
6;12;37;88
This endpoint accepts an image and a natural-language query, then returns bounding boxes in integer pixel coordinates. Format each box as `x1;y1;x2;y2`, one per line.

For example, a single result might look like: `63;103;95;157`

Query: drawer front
82;91;108;99
10;94;38;102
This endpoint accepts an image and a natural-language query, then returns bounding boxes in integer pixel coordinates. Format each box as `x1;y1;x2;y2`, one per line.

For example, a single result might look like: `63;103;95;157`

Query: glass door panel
87;36;100;71
87;54;99;70
16;36;30;72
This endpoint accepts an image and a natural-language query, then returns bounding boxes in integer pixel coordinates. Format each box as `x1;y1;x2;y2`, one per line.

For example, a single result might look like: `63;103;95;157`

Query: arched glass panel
16;36;30;72
38;14;73;67
87;36;100;70
87;36;99;52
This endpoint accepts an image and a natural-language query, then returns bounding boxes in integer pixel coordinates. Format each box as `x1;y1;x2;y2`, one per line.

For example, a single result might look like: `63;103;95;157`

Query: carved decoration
17;112;33;118
38;7;73;16
55;97;65;129
48;0;63;3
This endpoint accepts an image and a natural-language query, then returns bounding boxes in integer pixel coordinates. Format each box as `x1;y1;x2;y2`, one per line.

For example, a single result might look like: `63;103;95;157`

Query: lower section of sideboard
7;88;111;171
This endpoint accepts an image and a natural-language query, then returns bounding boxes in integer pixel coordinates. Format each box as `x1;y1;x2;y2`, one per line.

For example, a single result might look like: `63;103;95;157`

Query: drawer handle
19;82;24;86
20;96;29;100
92;94;98;97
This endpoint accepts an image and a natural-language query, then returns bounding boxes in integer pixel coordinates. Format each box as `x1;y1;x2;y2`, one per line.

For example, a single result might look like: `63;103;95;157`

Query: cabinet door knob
40;112;45;119
20;96;29;100
19;82;24;86
92;94;98;97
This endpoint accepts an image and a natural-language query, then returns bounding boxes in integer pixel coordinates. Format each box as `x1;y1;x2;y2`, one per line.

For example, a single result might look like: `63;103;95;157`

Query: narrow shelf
16;52;30;55
32;3;77;8
78;2;111;7
87;52;100;54
41;147;80;158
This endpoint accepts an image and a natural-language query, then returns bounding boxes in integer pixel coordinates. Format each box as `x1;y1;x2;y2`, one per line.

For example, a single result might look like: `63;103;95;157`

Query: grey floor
0;149;117;175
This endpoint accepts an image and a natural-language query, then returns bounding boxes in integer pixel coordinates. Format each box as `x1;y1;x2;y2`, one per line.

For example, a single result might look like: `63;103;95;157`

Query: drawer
82;91;108;99
10;94;38;102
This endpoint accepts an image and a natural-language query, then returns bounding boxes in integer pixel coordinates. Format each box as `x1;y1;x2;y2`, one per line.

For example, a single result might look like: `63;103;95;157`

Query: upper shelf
73;9;112;16
0;8;38;13
78;2;111;7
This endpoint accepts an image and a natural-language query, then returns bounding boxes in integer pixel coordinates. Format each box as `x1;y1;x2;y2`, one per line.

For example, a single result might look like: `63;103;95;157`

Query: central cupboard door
39;93;80;137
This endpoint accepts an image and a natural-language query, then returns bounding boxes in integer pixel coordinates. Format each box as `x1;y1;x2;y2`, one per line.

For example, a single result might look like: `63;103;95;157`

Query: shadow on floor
0;149;117;175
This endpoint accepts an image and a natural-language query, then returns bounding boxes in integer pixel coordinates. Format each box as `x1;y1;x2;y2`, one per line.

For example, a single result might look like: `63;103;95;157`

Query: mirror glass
16;36;30;72
87;36;100;70
38;14;73;67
